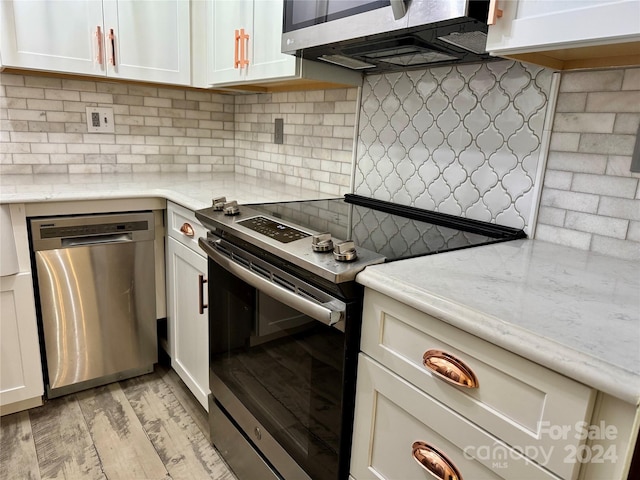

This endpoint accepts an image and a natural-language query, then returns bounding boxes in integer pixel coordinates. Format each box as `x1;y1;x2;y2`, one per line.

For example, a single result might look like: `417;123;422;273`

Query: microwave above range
282;0;498;73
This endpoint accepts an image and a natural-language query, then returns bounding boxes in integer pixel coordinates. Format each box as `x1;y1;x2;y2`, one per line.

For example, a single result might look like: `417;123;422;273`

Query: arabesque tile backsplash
354;60;553;233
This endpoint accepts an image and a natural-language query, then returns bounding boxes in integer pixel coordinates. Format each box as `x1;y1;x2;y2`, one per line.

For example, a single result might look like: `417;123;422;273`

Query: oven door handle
199;238;346;330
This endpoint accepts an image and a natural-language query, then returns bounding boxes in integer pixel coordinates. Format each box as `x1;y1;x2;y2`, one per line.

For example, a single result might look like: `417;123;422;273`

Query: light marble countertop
0;172;328;210
357;239;640;405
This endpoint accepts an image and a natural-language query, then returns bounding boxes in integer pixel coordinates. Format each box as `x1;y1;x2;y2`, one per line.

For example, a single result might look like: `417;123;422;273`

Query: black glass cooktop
248;194;526;262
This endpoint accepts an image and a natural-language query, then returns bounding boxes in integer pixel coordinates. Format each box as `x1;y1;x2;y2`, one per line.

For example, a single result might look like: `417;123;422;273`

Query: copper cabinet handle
488;0;503;25
239;28;249;68
95;26;103;65
412;441;463;480
423;349;479;388
179;222;195;237
198;274;208;314
234;29;240;68
108;28;116;65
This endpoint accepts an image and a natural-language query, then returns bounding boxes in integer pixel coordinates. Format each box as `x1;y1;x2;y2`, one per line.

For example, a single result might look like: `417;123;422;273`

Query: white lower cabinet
166;202;209;410
351;288;639;480
351;355;558;480
0;204;44;416
0;273;44;414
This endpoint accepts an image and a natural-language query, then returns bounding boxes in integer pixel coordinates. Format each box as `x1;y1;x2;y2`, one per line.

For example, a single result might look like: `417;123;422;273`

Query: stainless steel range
195;194;525;480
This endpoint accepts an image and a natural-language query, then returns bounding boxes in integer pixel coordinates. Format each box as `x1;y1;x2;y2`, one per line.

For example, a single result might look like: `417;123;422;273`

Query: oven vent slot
215;242;233;257
273;274;296;292
299;288;324;303
232;252;251;269
250;263;271;279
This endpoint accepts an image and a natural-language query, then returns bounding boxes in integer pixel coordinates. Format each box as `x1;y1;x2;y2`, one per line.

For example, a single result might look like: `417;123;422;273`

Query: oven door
200;237;356;480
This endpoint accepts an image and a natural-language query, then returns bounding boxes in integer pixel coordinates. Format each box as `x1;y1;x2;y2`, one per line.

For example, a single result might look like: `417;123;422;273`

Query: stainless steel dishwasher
30;212;157;398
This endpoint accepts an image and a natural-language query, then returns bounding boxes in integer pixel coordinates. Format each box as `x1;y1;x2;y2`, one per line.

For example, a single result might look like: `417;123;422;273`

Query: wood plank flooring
0;365;237;480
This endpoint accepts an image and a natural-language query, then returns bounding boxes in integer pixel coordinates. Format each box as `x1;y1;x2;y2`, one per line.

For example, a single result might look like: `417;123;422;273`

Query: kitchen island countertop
357;238;640;404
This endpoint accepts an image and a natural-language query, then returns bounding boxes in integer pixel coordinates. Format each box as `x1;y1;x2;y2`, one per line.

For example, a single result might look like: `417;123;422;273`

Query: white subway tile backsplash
586;91;640;113
537;67;639;254
559;70;623;92
613;113;640;134
590;235;640;260
541;188;600;213
622;68;640;90
547;152;607;174
0;74;234;173
535;224;592;250
598;197;640;221
564;211;628;239
572;173;638;198
627;221;640;242
555;92;587;112
542;170;573;190
537;206;566;226
550;132;580;152
553;113;615;133
578;133;636;155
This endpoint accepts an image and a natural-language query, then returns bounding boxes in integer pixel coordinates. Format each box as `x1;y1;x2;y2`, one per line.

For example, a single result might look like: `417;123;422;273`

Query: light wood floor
0;364;238;480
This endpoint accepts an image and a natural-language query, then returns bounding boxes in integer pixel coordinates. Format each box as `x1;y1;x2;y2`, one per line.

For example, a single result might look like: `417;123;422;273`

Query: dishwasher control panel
39;220;149;239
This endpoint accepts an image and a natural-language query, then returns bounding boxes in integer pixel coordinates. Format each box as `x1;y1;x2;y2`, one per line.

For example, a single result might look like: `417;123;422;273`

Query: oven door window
210;261;344;480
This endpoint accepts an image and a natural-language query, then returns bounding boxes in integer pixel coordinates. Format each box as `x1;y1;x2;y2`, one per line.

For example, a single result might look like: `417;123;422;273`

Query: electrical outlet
86;107;115;133
274;118;284;144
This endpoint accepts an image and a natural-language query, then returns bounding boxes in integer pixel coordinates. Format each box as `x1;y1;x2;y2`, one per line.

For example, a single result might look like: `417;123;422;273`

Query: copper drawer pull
108;28;116;66
198;274;208;314
95;26;103;64
179;222;195;237
239;28;249;68
423;349;479;388
488;0;503;25
234;29;240;68
412;441;462;480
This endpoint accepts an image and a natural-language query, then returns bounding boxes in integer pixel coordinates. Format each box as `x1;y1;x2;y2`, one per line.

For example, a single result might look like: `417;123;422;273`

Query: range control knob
311;233;334;252
333;241;357;262
223;200;240;216
212;196;227;211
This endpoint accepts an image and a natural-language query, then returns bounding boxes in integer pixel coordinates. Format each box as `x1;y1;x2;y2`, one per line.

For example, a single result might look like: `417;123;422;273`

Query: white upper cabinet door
486;0;640;67
103;0;191;85
247;0;296;82
207;0;253;85
0;0;105;75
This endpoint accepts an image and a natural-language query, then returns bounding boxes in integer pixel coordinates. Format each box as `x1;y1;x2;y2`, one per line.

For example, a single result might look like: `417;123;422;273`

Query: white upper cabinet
103;0;191;85
0;0;191;85
207;0;295;85
486;0;640;70
206;0;361;88
0;0;104;76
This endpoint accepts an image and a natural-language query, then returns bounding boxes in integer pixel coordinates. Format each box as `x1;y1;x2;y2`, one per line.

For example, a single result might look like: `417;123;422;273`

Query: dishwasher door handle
61;233;133;247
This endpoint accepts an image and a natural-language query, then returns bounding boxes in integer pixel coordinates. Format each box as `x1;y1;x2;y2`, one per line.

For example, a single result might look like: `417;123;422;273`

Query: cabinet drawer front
351;355;560;480
361;289;595;479
167;202;207;251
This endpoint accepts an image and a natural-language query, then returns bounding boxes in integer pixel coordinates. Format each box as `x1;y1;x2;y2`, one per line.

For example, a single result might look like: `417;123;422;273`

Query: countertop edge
356;267;640;406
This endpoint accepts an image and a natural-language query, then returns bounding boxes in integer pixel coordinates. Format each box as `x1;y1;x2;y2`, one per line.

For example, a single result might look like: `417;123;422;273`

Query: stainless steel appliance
30;212;157;398
196;194;525;480
282;0;496;72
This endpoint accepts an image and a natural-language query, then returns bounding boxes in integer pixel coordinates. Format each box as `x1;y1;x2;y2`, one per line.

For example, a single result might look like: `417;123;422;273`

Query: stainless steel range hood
282;0;497;73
